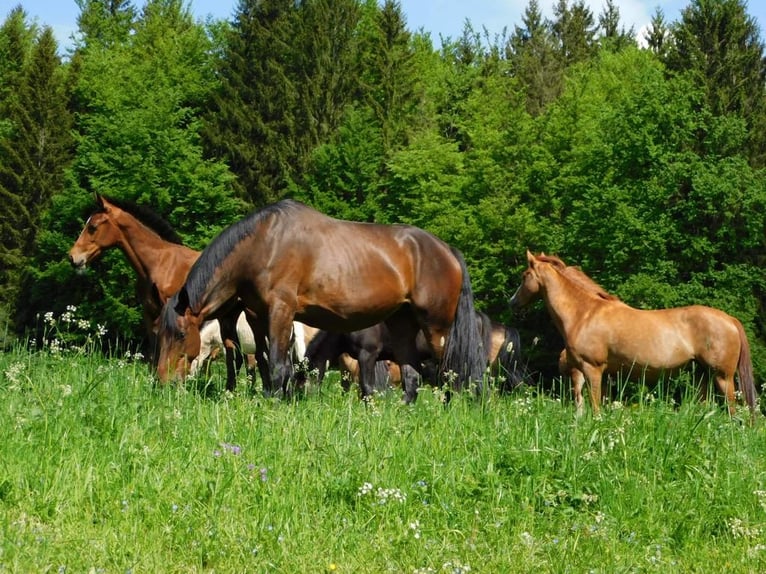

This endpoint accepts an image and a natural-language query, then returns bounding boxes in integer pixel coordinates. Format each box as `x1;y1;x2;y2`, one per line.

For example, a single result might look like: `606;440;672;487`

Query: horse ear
95;192;104;209
526;250;535;264
174;287;190;315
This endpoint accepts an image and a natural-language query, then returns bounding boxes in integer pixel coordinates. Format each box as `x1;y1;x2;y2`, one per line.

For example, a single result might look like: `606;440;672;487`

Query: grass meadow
2;315;766;573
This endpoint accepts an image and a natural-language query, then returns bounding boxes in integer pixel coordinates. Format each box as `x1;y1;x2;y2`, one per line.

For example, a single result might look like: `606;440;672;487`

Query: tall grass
1;335;765;573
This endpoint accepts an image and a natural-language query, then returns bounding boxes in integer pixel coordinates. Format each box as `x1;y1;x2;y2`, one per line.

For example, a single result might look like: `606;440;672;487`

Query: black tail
440;248;486;392
495;324;525;393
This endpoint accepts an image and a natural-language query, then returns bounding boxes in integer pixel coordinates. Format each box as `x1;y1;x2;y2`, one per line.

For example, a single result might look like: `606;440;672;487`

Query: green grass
1;341;766;573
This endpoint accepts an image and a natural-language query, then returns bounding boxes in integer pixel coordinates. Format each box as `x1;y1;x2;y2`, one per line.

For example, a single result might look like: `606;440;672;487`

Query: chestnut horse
157;199;486;399
68;194;265;389
511;251;756;416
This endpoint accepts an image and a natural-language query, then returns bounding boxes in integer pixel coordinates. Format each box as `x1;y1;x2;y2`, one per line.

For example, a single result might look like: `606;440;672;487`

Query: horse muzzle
68;252;89;273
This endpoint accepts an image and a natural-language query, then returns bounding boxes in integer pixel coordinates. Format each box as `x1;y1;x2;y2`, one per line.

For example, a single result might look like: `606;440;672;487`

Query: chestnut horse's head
157;287;202;383
510;250;546;308
68;194;122;272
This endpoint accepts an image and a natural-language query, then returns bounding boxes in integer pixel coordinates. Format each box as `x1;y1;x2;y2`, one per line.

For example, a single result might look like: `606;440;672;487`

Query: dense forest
1;0;764;382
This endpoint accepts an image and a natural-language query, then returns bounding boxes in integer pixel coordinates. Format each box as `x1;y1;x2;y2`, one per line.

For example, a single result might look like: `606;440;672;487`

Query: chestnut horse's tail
440;248;486;392
735;319;758;412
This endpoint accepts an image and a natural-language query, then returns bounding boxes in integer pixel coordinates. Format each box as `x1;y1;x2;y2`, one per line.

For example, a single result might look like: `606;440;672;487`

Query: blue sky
6;0;766;53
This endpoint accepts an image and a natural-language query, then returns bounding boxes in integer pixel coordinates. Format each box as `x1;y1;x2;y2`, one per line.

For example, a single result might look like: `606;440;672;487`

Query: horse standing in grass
157;199;486;400
510;251;757;416
300;311;525;402
68;194;263;388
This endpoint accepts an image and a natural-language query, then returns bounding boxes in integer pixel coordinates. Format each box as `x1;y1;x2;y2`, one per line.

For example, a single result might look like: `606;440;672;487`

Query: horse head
510;250;545;308
157;287;203;383
68;193;122;272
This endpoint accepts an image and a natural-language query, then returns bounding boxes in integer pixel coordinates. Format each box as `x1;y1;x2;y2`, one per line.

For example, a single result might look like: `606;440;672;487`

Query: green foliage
666;0;766;166
18;0;243;344
0;18;73;322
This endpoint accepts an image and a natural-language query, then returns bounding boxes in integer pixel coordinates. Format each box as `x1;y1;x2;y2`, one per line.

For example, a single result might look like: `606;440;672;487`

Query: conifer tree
551;0;597;66
508;0;562;115
0;26;72;311
644;7;669;59
665;0;766;166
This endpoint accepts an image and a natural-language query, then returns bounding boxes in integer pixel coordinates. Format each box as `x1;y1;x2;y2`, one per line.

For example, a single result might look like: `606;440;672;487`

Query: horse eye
87;224;97;234
174;330;186;342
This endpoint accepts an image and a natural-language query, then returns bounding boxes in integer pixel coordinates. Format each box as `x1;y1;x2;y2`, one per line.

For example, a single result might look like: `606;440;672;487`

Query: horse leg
218;315;239;393
267;303;296;399
357;348;380;401
247;316;271;396
571;368;586;416
714;371;737;416
580;362;605;415
399;364;421;404
245;354;257;384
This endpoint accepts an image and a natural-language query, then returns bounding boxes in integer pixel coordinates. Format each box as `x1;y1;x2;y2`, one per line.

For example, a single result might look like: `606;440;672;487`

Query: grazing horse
157;199;486;399
190;317;311;381
67;194;263;389
301;311;525;402
511;250;757;416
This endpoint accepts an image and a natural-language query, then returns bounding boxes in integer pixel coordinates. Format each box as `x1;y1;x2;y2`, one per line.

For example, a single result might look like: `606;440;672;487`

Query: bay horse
511;251;757;416
157;199;486;399
300;311;525;402
68;194;266;390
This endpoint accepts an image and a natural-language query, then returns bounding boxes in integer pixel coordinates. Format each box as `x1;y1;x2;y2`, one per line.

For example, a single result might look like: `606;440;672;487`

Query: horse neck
114;217;194;289
539;265;599;340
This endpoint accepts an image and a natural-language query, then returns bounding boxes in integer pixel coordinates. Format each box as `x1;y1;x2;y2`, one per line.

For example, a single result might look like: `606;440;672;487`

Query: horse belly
606;329;694;378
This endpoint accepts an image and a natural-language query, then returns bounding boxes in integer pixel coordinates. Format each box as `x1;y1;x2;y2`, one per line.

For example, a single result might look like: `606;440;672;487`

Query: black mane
183;199;306;310
101;195;183;245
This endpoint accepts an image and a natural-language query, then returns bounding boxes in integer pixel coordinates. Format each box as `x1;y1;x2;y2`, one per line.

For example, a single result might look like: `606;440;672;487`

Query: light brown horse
511;251;757;416
68;194;266;388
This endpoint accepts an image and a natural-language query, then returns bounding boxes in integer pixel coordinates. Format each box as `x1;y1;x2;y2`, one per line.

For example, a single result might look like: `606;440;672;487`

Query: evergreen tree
203;0;298;206
75;0;136;49
551;0;598;66
0;6;37;136
508;0;562;115
0;26;73;314
358;0;415;153
665;0;766;166
644;7;669;59
597;0;635;52
291;0;361;177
